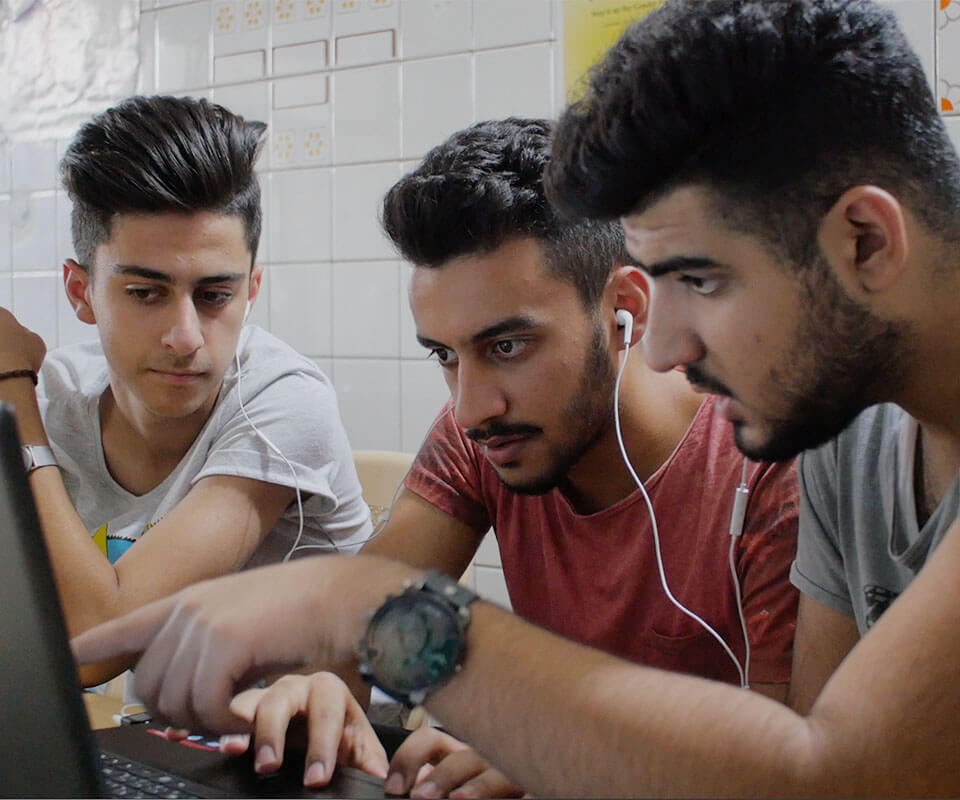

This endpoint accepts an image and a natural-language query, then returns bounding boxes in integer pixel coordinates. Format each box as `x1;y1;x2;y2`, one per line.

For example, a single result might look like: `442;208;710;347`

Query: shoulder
231;326;333;400
800;403;904;475
38;340;108;400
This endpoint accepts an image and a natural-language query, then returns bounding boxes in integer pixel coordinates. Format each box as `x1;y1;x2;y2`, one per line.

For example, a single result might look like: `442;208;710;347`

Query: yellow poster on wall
563;0;666;102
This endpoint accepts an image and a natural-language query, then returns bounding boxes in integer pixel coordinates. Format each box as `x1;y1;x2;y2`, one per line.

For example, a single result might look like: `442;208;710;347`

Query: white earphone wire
612;332;749;689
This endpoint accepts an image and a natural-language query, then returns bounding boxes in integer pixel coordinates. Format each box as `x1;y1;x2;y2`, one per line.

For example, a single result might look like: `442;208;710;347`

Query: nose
641;290;705;373
451;360;507;431
160;298;204;357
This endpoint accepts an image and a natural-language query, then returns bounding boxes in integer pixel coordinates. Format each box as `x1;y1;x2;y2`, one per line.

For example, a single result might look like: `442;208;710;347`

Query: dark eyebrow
639;256;723;278
113;265;245;285
416;315;539;351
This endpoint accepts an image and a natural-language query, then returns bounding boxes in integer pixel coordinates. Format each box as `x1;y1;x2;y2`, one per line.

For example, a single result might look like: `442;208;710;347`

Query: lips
148;369;207;385
481;434;533;467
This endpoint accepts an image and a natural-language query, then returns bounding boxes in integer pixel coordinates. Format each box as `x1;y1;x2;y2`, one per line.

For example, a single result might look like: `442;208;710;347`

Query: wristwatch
22;444;57;474
358;570;478;707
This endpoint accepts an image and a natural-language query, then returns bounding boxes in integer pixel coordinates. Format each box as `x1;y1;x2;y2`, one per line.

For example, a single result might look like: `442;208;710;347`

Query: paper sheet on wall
563;0;665;103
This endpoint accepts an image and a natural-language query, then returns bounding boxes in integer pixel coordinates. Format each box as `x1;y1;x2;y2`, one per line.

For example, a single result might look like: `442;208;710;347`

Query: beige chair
352;449;416;530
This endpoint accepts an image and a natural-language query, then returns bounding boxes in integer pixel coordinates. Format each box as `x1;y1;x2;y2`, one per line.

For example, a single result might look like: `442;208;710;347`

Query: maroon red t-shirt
405;396;800;685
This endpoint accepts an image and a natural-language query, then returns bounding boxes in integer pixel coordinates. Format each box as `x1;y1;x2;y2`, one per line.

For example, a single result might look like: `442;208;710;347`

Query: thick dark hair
61;95;266;270
381;118;630;308
547;0;960;264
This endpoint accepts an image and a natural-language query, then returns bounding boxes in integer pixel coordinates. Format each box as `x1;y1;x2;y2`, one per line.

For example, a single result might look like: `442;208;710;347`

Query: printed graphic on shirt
92;523;107;556
864;584;899;628
90;521;154;564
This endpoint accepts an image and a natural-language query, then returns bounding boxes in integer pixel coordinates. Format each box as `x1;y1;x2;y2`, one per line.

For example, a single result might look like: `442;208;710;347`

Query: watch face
363;592;464;697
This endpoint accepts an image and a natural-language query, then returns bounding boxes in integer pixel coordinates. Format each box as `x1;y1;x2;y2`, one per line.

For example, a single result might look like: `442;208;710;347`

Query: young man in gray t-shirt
0;95;372;689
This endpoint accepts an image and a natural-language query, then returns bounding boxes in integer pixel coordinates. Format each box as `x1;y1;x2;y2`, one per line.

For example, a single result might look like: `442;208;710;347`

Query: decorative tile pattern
938;0;960;113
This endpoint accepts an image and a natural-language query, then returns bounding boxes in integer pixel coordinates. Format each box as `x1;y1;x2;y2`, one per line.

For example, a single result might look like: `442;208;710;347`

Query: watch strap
22;444;57;474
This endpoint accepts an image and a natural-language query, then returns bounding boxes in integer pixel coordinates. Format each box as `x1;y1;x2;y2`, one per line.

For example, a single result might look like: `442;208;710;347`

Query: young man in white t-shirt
0;95;372;688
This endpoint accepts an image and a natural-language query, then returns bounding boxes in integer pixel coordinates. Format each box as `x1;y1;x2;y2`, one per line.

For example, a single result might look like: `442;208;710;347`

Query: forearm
1;376;121;635
425;603;822;798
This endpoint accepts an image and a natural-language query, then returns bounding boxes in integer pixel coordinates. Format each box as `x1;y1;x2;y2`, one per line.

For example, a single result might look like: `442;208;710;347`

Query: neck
561;354;704;515
99;383;219;494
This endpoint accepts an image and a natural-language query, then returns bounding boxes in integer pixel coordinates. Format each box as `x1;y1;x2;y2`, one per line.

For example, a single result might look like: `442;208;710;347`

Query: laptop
0;401;396;798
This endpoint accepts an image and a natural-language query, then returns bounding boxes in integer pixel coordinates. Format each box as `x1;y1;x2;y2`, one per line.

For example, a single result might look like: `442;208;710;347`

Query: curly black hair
547;0;960;264
382;118;631;308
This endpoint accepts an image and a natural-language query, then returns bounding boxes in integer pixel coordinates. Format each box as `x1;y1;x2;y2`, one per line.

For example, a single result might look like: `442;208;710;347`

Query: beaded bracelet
0;369;38;386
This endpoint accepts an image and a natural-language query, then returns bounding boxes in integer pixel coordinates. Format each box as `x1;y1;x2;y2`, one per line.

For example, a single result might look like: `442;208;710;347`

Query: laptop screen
0;402;101;797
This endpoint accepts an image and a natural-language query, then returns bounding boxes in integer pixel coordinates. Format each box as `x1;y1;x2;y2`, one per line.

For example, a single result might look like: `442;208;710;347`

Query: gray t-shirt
38;325;372;566
791;403;960;633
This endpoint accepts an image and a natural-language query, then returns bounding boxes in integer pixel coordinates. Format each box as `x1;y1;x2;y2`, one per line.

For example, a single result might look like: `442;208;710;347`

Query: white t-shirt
37;325;372;566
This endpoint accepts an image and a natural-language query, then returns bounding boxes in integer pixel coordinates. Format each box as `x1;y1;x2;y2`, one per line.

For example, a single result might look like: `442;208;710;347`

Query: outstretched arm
74;516;960;797
0;308;296;685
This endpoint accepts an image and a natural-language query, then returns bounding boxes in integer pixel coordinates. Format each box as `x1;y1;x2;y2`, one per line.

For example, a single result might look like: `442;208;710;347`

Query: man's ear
606;265;649;348
818;186;908;295
247;262;264;307
63;260;96;325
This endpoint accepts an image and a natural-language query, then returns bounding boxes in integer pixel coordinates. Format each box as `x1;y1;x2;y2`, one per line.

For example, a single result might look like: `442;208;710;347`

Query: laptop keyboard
100;751;206;798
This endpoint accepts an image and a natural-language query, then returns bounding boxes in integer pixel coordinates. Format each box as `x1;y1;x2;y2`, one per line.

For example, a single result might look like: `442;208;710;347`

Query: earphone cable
613;344;748;688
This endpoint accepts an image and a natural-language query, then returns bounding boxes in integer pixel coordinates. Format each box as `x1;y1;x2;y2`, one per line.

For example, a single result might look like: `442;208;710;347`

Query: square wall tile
0;275;10;308
313;357;333;380
332;0;399;39
332;358;402;450
399;263;422;358
157;1;212;92
12;274;58;348
475;530;501;567
274;40;329;74
400;359;451;453
273;0;332;47
878;1;935;93
138;10;158;93
399;0;472;59
0;143;9;193
269;262;333;355
254;173;270;265
474;0;551;49
56;191;74;266
939;0;960;113
214;50;266;83
475;44;554;120
12;140;58;192
402;55;473;160
213;80;270;123
335;29;396;67
11;194;57;271
945;115;960;152
474;565;511;609
332;63;401;164
269;167;332;261
212;1;268;57
274;73;330;108
0;198;10;273
271;104;332;167
332;260;400;357
331;161;403;260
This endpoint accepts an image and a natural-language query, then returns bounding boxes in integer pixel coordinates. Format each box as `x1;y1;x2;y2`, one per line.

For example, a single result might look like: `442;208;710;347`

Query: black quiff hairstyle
61;94;266;270
546;0;960;265
381;118;630;308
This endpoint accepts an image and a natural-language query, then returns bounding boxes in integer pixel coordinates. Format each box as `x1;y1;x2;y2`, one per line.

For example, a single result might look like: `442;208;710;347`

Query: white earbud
243;300;251;323
615;308;633;348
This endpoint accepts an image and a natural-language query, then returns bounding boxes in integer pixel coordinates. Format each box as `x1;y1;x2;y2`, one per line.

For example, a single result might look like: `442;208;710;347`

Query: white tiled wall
0;0;944;606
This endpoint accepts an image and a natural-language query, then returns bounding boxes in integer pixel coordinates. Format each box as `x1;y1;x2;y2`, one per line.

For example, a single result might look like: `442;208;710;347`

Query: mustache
465;421;542;444
685;364;732;397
